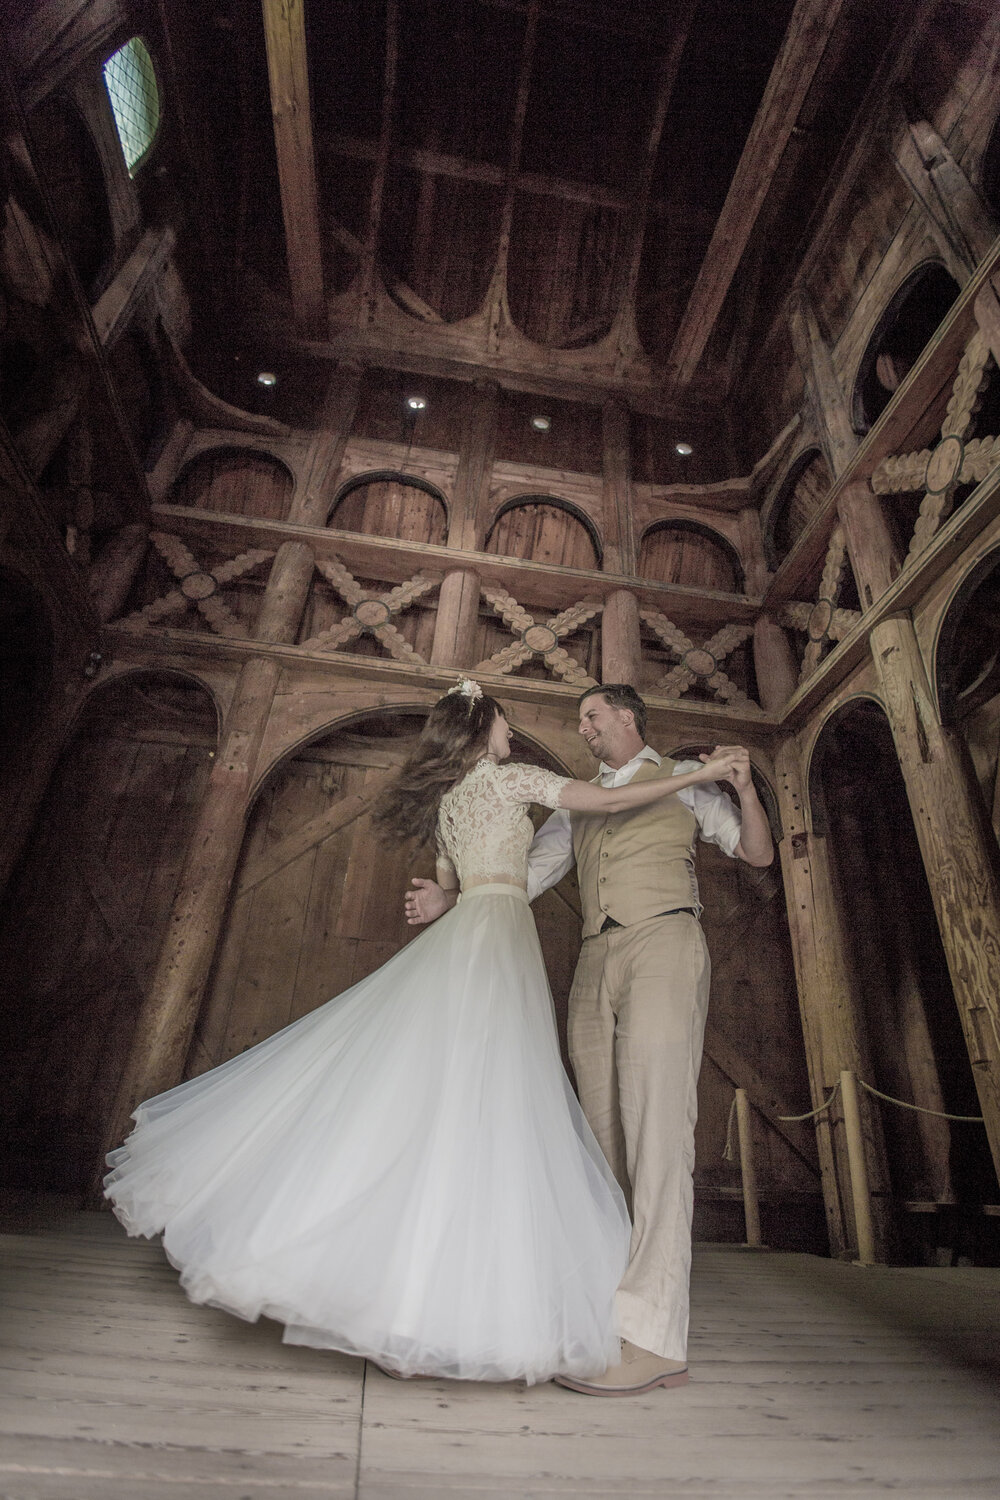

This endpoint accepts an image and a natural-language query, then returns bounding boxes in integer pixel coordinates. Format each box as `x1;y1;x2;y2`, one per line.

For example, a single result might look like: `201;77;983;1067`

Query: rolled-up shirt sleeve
672;760;742;857
526;806;576;900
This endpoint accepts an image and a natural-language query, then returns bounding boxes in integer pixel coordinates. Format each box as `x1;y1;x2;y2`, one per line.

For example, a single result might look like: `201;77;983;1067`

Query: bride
105;680;738;1384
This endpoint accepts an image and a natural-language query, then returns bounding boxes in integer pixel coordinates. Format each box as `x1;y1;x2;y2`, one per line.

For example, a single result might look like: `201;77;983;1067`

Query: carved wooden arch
932;540;1000;728
484;494;604;567
665;740;781;840
327;469;450;532
250;692;576;805
760;444;832;571
70;664;223;748
170;445;297;521
639;517;745;593
802;690;889;837
850;259;962;437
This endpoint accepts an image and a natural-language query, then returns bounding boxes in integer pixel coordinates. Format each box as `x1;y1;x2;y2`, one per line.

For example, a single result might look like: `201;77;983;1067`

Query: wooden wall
0;673;216;1191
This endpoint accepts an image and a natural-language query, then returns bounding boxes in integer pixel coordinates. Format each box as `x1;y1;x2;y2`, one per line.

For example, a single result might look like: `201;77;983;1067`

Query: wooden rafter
261;0;325;334
360;0;399;324
486;0;539;347
666;0;848;388
613;2;696;364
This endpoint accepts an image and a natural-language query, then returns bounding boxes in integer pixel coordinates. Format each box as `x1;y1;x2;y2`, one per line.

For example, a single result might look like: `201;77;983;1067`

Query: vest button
600;876;606;883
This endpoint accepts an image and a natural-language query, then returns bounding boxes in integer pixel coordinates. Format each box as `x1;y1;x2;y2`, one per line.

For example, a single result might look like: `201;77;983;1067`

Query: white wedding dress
105;758;630;1384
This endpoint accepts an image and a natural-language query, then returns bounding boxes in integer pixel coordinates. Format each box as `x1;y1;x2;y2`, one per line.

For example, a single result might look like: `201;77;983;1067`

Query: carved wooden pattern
638;607;755;707
871;328;996;563
475;585;601;688
118;533;275;638
779;523;861;683
302;556;443;665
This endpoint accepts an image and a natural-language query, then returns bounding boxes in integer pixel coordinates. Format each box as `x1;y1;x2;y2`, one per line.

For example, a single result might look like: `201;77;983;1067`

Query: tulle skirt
104;885;630;1383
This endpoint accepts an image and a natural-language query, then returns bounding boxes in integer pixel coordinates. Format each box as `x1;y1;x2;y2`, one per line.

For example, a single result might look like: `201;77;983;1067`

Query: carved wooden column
601;588;641;687
431;568;481;670
88;523;149;622
601;398;636;576
868;614;1000;1179
789;289;858;480
837;480;902;611
448;379;499;552
740;505;798;713
753;617;799;713
294;363;363;526
774;738;896;1260
104;543;316;1154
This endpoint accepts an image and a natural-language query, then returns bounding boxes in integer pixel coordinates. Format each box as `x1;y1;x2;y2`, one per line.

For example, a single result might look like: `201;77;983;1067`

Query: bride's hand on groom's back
405;877;451;925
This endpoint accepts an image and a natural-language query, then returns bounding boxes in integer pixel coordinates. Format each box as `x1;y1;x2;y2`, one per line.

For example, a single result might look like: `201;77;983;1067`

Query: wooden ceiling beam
261;0;325;335
321;133;637;212
665;0;849;389
613;1;697;364
486;0;539;348
359;0;399;325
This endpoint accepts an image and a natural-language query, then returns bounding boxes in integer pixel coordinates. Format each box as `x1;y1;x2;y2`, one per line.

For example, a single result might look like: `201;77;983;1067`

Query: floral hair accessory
447;677;483;707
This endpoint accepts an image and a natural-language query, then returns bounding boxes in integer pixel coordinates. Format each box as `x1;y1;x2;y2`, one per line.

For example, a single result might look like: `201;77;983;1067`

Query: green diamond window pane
103;38;160;176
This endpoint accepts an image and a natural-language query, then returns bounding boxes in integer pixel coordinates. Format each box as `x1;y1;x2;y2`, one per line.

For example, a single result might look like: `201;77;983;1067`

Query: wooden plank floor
2;1211;999;1499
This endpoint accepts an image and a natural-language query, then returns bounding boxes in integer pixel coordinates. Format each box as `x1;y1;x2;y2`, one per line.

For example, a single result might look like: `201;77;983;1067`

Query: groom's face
578;695;635;763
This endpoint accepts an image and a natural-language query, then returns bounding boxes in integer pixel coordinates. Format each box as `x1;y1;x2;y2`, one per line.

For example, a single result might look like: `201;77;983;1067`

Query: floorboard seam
354;1358;368;1499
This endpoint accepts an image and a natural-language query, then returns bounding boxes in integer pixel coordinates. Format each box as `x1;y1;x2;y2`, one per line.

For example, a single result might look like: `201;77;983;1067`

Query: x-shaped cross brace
474;585;600;688
119;532;275;637
638;608;754;707
300;555;442;666
780;523;861;681
872;327;997;562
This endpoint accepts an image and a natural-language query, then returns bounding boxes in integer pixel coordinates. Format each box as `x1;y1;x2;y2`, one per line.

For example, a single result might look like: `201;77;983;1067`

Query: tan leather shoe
554;1340;688;1396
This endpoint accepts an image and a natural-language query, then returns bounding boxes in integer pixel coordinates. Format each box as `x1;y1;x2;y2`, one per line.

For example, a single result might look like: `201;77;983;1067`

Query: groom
406;683;773;1394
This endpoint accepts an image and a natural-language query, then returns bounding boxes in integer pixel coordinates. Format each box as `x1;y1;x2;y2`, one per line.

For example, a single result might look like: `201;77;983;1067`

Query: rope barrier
725;1075;983;1165
856;1076;984;1123
777;1079;842;1123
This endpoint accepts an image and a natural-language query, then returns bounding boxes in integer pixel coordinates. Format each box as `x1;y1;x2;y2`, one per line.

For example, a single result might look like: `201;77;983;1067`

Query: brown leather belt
599;908;697;934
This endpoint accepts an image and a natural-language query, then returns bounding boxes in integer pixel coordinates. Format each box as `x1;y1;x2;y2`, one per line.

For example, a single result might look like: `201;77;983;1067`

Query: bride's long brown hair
373;688;504;848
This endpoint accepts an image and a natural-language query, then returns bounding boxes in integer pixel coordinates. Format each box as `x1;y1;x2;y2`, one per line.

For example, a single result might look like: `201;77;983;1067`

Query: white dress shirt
525;746;742;904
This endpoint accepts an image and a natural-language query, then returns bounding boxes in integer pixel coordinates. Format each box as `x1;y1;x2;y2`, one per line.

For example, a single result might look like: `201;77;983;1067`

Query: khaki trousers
567;912;710;1363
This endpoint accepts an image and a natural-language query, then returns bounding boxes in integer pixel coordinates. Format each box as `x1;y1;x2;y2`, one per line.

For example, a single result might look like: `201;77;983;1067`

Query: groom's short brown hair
577;683;647;740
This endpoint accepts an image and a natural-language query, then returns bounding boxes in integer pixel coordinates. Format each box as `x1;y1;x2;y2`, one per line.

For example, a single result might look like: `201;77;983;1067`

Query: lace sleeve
493;763;572;811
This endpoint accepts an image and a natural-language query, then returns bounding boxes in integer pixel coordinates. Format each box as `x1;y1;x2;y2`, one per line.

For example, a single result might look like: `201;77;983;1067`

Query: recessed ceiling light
406;395;427;411
675;441;693;456
530;414;551;432
256;371;277;387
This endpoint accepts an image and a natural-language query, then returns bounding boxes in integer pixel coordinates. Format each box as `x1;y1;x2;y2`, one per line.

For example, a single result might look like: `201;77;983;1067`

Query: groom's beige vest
570;757;699;939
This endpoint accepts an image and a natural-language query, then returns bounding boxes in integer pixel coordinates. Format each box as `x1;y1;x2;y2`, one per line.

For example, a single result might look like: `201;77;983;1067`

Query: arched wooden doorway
667;747;823;1251
189;709;584;1079
810;697;995;1263
0;671;218;1194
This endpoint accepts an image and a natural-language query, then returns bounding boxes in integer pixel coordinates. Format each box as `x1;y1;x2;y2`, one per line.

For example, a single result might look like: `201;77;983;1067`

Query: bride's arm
558;753;739;814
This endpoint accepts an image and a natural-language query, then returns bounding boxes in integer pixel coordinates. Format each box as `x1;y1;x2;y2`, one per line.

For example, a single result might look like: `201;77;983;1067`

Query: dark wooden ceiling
165;0;906;416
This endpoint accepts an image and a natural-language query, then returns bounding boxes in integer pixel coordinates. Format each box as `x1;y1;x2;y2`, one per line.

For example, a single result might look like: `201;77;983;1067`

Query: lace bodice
436;759;571;890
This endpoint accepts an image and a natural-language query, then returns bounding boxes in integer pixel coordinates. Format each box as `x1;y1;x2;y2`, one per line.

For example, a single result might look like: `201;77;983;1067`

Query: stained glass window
103;37;160;177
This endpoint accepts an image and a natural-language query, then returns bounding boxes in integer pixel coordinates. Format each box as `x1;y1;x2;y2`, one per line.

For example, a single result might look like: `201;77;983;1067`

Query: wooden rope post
840;1069;877;1266
734;1088;764;1248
